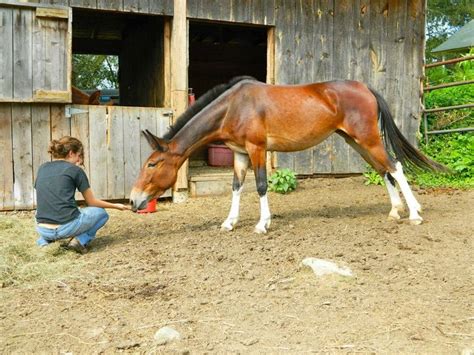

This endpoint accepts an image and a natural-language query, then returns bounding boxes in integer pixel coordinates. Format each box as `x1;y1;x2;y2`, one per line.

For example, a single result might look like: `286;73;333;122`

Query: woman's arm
81;188;130;210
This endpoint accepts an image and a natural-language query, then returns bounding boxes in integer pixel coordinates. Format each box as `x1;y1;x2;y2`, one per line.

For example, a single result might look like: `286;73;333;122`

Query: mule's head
130;130;178;211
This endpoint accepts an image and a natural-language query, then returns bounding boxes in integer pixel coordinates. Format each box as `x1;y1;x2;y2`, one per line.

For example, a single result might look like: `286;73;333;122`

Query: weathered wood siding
0;2;71;103
26;0;173;15
273;0;425;174
186;0;424;174
0;104;171;210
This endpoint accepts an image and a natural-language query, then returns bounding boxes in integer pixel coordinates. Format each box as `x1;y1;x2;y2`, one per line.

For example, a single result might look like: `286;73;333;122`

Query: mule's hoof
221;222;234;232
409;218;423;225
254;225;267;234
388;210;401;221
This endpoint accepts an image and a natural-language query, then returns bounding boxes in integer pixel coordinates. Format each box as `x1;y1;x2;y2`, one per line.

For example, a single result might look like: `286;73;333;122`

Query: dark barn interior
189;21;267;98
188;21;268;165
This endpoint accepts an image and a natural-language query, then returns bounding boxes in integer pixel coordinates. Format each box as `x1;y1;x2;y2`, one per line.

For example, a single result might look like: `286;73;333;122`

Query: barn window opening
72;9;166;107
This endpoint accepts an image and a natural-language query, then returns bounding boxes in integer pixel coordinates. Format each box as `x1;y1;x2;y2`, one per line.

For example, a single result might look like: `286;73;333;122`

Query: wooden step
189;167;256;197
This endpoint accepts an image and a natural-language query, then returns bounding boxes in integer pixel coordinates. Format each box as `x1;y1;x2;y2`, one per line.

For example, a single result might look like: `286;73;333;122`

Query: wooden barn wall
185;0;424;175
0;103;171;210
21;0;173;16
187;0;275;25
273;0;425;174
22;0;173;15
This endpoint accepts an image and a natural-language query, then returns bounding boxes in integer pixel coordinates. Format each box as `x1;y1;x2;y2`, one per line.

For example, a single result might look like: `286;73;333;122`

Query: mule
130;76;446;233
72;86;101;105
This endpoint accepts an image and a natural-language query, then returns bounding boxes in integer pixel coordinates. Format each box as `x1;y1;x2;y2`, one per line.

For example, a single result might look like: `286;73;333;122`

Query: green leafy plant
268;169;297;193
363;166;385;186
413;133;474;188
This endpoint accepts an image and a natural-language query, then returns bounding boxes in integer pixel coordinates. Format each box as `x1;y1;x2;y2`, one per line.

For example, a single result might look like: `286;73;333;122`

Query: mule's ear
143;129;169;152
89;90;101;105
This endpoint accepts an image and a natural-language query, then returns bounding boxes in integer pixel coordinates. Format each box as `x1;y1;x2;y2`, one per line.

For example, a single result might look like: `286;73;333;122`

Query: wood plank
50;104;70;138
138;107;156;166
171;0;188;191
0;104;14;209
122;106;141;198
33;90;70;102
70;104;90;201
106;106;125;199
313;135;332;173
31;104;51;206
97;0;122;11
13;8;33;100
36;7;68;18
0;7;13;100
149;0;173;15
12;104;34;209
406;0;424;146
69;0;97;8
156;108;172;197
88;105;107;199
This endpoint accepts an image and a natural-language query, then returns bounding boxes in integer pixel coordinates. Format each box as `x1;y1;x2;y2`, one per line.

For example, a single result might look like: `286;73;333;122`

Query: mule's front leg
221;152;249;231
248;146;271;234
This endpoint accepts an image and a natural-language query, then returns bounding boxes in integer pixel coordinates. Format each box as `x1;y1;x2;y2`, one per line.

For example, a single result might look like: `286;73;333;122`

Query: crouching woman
35;136;129;253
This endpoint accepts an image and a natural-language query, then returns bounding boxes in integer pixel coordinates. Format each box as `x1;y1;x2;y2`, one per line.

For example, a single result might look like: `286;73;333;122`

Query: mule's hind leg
384;173;404;220
389;162;423;225
340;133;404;220
221;152;249;231
340;132;417;222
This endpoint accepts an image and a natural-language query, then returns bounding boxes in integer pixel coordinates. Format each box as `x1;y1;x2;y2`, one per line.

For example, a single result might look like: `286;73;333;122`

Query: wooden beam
36;7;69;19
171;0;189;197
34;90;71;103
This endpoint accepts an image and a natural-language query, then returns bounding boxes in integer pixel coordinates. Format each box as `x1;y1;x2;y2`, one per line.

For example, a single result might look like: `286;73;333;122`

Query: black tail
369;88;448;173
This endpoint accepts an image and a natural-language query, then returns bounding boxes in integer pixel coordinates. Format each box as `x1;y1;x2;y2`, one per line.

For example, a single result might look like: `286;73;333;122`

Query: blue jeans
36;207;109;247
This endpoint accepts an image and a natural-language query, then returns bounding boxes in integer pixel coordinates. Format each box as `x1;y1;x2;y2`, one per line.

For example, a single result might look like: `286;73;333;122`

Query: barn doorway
188;21;268;194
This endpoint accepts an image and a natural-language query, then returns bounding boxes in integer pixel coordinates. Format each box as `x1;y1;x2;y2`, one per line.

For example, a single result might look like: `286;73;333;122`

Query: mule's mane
163;76;257;140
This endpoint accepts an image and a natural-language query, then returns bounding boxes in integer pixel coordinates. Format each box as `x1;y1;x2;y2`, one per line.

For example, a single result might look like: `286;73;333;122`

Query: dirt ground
1;176;473;354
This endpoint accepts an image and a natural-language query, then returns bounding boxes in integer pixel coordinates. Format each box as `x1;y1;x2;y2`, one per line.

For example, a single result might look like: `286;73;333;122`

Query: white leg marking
391;162;423;224
255;194;271;234
384;174;404;220
221;187;243;231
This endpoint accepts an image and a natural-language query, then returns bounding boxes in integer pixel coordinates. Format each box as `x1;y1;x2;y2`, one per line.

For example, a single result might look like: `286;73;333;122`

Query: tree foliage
72;55;119;90
426;0;473;62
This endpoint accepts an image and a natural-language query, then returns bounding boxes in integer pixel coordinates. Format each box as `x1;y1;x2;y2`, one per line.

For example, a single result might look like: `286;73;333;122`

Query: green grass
0;213;84;287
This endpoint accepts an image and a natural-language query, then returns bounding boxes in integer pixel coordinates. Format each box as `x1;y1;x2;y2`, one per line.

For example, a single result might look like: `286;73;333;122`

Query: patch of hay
0;214;84;287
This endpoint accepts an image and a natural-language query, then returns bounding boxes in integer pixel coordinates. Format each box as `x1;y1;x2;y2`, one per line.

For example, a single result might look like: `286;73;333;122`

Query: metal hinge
65;105;89;118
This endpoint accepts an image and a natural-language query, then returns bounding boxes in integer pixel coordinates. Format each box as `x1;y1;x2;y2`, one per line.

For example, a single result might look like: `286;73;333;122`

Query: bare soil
1;177;473;354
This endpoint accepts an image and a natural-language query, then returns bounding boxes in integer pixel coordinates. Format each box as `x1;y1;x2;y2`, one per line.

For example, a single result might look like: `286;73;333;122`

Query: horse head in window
72;86;101;105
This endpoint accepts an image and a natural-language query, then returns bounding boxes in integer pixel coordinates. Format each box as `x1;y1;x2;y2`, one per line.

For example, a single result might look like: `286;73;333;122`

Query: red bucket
208;144;234;167
137;198;157;213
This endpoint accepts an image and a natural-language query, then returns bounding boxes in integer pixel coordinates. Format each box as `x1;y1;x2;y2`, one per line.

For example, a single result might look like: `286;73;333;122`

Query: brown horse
72;86;101;105
130;76;446;232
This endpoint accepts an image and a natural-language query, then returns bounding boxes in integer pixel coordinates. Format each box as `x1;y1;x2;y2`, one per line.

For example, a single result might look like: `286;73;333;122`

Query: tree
426;0;473;62
72;55;119;89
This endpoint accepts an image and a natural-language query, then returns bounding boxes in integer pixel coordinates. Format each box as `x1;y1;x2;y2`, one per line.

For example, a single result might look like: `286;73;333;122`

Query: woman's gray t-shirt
35;161;90;224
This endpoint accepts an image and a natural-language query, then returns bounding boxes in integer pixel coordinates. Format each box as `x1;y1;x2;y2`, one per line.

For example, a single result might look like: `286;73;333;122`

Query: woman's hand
114;203;131;211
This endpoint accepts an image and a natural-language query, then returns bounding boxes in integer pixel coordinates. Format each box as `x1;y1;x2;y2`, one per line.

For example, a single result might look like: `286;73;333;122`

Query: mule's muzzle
130;188;151;212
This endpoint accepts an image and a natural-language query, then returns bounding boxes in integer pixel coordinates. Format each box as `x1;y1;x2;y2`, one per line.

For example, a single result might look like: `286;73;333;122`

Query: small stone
154;326;181;345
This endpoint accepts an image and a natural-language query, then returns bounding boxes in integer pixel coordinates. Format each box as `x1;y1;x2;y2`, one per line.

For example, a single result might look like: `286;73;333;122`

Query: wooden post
171;0;188;203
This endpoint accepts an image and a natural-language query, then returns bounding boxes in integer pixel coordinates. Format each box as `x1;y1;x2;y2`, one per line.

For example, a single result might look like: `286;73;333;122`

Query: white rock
302;257;353;277
154;326;181;345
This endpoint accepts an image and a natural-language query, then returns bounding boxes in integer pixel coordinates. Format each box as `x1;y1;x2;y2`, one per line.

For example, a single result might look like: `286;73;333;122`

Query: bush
268;169;297;194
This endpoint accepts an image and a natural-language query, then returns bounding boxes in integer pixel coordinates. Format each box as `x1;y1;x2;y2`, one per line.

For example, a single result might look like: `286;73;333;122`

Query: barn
0;0;425;210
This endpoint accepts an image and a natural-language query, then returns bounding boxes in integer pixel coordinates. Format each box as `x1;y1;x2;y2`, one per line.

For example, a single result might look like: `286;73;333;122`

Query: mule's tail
369;88;448;173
